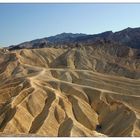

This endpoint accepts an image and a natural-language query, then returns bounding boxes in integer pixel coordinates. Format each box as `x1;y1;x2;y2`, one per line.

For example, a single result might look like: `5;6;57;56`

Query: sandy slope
0;45;140;136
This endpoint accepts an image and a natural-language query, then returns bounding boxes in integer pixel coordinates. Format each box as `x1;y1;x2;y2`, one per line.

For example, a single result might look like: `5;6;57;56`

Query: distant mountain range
8;27;140;50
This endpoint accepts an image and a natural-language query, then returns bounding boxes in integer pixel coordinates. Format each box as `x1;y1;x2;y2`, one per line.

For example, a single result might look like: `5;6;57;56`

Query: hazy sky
0;3;140;46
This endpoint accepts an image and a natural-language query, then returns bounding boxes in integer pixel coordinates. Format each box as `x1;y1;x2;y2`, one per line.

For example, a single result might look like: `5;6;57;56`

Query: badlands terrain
0;27;140;137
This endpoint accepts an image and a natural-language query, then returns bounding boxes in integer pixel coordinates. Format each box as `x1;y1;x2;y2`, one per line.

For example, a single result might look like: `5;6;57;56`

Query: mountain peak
8;27;140;50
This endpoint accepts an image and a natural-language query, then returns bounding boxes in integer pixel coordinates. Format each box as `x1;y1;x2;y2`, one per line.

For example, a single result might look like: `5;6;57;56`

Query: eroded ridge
0;46;140;136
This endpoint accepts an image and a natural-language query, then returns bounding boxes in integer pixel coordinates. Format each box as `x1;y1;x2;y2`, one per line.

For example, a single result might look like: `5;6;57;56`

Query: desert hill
8;27;140;50
0;39;140;136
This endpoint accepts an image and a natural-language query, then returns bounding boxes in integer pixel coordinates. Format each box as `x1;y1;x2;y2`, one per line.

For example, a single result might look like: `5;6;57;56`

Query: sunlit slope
0;44;140;136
